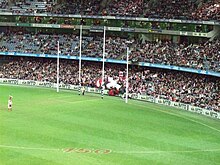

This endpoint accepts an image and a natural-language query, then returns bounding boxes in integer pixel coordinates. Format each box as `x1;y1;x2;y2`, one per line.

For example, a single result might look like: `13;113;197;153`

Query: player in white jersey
81;86;85;95
8;96;13;111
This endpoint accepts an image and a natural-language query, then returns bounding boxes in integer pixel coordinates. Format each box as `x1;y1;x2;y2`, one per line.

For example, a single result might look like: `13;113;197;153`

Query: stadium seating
144;0;198;20
0;57;219;112
82;36;134;59
0;32;93;56
192;0;220;21
104;0;145;17
0;0;219;21
0;33;43;53
10;0;53;14
0;31;219;72
123;39;220;72
54;0;102;15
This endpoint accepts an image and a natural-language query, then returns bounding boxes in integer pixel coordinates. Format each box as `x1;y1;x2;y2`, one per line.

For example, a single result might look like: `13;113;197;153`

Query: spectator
0;31;219;72
0;57;219;112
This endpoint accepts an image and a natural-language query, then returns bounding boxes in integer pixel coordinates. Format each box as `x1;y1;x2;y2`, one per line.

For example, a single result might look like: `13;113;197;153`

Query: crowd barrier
0;78;219;120
131;93;220;120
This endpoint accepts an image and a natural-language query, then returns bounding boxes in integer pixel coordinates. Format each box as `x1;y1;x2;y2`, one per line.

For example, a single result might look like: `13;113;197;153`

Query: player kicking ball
8;96;13;111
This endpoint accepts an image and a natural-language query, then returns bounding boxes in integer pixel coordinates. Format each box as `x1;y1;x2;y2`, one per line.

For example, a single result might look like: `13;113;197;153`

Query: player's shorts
8;104;12;109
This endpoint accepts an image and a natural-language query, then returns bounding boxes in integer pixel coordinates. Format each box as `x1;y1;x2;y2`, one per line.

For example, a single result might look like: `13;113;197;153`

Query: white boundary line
0;144;61;151
1;84;220;155
114;148;220;154
0;83;105;99
0;144;220;155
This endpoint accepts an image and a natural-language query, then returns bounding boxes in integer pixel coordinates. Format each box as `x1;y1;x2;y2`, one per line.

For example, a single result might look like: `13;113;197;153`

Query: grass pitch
0;85;220;165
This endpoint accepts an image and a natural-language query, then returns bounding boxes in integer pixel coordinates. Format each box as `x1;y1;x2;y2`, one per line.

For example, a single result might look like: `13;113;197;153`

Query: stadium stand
0;57;219;112
39;34;93;56
0;31;219;72
103;0;146;17
54;0;102;15
0;31;93;56
9;0;54;14
82;36;134;59
143;0;198;20
105;0;220;21
124;39;220;72
0;0;219;21
192;0;220;21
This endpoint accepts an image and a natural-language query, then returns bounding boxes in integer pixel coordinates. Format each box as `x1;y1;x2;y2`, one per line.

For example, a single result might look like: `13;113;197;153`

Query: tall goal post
101;26;106;99
56;41;60;93
78;25;83;95
125;47;129;103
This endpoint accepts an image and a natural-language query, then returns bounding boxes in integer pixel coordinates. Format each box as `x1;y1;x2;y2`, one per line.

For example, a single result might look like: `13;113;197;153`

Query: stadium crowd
143;0;219;20
103;0;145;17
0;31;219;72
0;57;219;112
144;0;197;19
0;0;219;21
54;0;102;15
56;0;220;21
192;0;220;21
125;39;220;72
6;0;54;13
82;36;134;59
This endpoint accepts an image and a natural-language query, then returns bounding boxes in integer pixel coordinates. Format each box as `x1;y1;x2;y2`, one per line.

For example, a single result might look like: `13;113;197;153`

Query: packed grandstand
1;1;220;165
0;0;219;21
0;57;219;112
0;30;219;71
0;0;219;113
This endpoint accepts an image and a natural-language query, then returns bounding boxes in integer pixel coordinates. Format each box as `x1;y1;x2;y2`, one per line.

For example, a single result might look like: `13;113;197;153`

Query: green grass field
0;85;220;165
